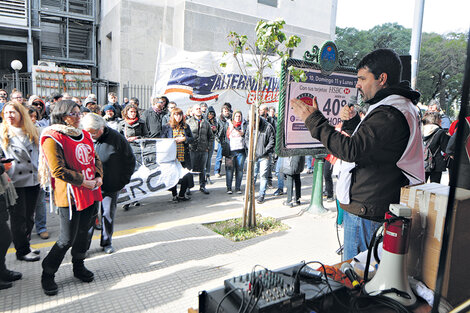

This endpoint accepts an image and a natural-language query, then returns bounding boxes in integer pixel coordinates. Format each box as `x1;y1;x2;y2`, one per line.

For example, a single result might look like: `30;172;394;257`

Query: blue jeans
255;156;270;197
306;155;313;170
34;188;47;235
225;150;246;191
275;157;284;190
214;143;223;175
205;141;215;176
343;211;381;261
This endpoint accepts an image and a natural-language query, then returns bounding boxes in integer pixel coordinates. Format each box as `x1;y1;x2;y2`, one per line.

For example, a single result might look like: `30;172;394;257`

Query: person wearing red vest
39;100;103;296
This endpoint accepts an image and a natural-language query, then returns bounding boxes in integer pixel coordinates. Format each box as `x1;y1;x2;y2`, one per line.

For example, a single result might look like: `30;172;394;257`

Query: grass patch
204;214;289;242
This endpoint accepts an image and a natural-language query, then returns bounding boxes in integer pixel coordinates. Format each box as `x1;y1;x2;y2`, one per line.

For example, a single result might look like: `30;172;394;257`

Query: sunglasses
67;112;81;117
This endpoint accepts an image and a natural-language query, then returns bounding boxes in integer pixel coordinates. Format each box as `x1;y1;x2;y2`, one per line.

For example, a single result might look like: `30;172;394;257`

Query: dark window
258;0;278;7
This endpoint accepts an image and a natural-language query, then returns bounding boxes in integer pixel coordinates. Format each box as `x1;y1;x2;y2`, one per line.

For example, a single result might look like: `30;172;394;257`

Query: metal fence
0;74;152;109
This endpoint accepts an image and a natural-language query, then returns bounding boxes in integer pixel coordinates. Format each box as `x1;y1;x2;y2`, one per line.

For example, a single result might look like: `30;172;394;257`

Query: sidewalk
2;173;342;313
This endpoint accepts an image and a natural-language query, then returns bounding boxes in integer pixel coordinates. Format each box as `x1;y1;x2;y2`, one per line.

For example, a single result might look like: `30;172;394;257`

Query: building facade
99;0;338;102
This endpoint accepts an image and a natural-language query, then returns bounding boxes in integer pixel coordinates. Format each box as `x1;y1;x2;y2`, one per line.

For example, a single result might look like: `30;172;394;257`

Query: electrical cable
215;287;243;313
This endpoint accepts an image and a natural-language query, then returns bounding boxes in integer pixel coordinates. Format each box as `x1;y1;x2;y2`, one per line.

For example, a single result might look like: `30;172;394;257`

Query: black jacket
94;127;136;193
423;126;450;172
216;115;230;143
142;108;169;138
305;82;420;221
248;117;275;159
119;119;148;138
109;102;122;119
187;116;214;152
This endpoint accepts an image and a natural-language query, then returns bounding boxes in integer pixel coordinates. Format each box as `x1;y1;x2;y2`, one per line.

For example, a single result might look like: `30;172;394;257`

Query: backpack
423;130;440;172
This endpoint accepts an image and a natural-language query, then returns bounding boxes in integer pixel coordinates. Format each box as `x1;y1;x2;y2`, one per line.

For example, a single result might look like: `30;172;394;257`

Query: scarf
233;120;242;128
126;117;139;125
38;124;82;188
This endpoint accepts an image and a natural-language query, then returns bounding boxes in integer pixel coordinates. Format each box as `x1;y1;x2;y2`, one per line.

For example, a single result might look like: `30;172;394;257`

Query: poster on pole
276;41;358;157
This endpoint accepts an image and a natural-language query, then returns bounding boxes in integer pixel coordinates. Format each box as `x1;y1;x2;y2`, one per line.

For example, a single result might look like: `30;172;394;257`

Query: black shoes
200;187;210;194
177;195;191;201
256;196;265;204
73;262;94;283
16;251;40;262
0;269;22;282
273;189;284;196
0;280;12;290
41;273;58;296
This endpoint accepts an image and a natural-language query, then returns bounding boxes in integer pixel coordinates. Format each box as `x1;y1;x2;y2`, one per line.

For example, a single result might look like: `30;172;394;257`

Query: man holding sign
291;49;425;260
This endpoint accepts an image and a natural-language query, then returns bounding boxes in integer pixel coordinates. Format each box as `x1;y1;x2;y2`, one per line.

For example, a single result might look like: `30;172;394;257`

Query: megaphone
364;204;417;307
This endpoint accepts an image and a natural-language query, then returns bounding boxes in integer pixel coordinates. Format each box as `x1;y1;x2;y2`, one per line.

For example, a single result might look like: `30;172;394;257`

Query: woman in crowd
119;104;147;210
39;100;103;296
161;108;194;201
422;112;450;183
119;104;147;141
0;102;41;262
225;110;247;194
205;106;217;184
102;104;121;131
28;96;49;127
28;106;49;240
0;161;22;289
280;155;305;207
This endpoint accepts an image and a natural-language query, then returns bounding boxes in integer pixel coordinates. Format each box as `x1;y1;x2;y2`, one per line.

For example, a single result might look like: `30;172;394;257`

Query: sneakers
41;273;58;296
215;173;222;178
227;189;233;194
186;189;192;196
307;169;313;174
133;201;141;207
39;231;49;240
123;203;130;211
283;200;294;207
103;245;115;254
172;196;179;202
200;187;210;194
236;189;242;194
256;196;265;204
296;199;301;206
326;197;335;203
16;251;40;262
273;189;283;196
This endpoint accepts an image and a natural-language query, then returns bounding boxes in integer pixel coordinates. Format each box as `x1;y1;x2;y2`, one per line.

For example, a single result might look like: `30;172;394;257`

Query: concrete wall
98;0;336;88
99;0;173;86
183;1;333;59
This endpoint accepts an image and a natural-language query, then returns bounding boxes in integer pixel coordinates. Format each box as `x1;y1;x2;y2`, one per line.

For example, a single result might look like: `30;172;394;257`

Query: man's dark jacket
142;108;169;138
249;117;275;159
109;102;122;119
216;114;230;144
94;127;136;193
304;82;420;221
187;116;214;152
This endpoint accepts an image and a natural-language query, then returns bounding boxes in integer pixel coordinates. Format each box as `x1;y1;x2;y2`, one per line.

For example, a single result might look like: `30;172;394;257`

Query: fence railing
0;75;153;110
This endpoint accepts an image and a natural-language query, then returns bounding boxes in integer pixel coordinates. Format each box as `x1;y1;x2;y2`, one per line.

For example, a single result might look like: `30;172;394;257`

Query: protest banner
117;138;189;204
152;42;281;112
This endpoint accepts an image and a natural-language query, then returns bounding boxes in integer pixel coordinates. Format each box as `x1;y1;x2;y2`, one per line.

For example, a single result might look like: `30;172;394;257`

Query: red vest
42;129;102;211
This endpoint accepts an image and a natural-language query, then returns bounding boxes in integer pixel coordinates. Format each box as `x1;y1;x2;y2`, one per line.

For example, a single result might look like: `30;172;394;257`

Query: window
258;0;278;7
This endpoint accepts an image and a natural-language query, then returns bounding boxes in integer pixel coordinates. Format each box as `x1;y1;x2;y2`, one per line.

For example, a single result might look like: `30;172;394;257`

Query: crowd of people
0;49;462;296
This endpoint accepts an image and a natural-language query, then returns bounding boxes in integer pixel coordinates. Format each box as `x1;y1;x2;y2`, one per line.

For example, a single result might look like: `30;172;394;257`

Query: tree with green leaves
223;19;304;227
335;24;467;118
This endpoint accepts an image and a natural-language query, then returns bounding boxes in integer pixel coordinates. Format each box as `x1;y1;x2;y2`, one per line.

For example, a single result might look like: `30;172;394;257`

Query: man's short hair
357;49;402;86
130;97;139;105
108;92;117;98
51;92;63;101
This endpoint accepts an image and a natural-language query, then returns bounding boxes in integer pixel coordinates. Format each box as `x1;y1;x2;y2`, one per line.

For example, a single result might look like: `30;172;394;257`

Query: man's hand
290;97;318;122
340;105;357;121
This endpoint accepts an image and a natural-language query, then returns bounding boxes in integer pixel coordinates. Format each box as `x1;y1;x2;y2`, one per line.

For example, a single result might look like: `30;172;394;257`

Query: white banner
153;42;281;113
117;139;189;204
